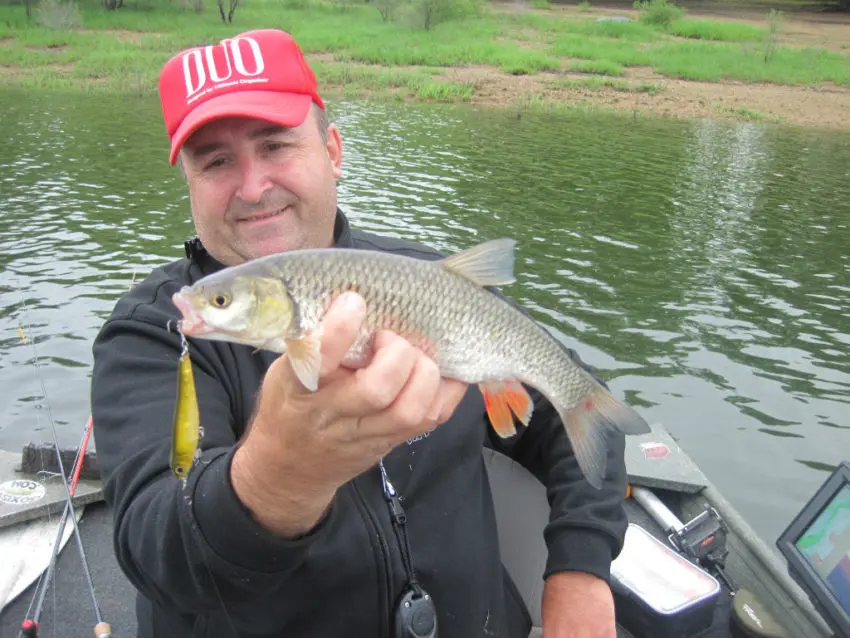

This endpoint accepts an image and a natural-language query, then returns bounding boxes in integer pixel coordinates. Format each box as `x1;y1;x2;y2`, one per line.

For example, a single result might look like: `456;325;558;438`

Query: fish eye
211;293;231;308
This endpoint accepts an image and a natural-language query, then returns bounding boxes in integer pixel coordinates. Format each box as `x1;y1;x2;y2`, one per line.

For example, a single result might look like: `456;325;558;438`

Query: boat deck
0;498;740;638
0;502;136;637
3;423;810;637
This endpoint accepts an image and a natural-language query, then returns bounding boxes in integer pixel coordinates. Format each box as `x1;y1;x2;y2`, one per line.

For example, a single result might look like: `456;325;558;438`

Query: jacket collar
333;208;354;248
185;207;353;275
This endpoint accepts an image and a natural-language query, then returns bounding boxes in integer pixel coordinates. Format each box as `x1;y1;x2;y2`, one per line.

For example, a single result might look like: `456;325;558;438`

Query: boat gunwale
684;482;835;637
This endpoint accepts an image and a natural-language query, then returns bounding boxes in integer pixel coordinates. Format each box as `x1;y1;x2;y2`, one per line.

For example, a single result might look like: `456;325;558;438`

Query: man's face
179;107;343;266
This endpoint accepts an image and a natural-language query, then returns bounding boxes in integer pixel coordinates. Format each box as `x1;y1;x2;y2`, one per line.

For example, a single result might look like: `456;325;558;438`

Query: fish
170;344;201;480
170;238;650;488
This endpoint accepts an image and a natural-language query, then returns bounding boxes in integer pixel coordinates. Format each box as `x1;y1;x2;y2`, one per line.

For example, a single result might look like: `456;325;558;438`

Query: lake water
1;88;848;546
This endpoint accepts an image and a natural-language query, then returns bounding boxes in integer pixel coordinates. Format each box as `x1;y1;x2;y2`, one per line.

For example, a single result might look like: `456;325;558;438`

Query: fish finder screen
795;483;850;616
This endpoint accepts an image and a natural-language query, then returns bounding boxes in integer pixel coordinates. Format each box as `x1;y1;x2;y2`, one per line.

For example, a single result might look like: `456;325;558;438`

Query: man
91;28;629;638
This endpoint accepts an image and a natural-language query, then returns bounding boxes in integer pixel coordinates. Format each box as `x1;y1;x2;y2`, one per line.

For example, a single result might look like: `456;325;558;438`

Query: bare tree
218;0;238;22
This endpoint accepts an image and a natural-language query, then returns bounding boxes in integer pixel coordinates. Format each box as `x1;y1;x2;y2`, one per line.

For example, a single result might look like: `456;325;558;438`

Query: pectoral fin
285;332;323;392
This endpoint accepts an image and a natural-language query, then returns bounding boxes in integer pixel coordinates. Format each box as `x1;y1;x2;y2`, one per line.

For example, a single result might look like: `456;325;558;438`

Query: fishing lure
166;322;238;636
170;325;201;481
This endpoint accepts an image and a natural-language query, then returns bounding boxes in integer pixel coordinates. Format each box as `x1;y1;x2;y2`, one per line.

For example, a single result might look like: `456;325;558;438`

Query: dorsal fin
440;238;516;287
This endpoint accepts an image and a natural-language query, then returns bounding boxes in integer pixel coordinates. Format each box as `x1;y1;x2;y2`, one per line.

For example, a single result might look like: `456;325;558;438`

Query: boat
0;421;845;638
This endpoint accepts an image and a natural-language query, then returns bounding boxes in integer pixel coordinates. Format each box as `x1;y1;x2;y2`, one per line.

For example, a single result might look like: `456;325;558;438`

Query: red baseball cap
158;29;325;165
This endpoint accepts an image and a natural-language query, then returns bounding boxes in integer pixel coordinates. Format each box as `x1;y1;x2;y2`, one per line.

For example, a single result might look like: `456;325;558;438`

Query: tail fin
554;385;650;489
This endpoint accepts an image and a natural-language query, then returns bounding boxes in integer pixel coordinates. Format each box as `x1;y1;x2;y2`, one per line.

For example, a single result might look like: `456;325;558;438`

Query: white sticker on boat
0;479;46;505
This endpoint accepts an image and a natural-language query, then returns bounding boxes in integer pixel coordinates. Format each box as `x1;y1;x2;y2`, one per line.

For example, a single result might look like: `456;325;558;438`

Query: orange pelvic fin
479;379;533;438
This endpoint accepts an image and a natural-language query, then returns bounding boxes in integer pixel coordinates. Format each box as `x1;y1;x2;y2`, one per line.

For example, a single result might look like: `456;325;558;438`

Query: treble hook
165;320;189;356
179;328;189;357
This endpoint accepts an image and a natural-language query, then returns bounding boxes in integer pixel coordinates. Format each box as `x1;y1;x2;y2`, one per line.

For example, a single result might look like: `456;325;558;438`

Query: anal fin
480;379;534;438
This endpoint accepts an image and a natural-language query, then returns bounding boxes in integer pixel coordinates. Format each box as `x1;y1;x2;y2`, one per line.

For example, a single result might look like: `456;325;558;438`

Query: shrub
634;0;684;30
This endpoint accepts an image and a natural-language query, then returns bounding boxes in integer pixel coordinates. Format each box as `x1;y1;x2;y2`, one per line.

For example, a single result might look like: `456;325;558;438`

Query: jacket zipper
352;480;393;638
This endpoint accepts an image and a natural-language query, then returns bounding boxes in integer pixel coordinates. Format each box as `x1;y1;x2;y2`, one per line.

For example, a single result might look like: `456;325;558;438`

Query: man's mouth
238;206;288;223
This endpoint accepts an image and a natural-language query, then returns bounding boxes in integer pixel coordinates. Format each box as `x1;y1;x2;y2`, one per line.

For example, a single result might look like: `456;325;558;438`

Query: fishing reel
669;505;737;593
669;505;729;568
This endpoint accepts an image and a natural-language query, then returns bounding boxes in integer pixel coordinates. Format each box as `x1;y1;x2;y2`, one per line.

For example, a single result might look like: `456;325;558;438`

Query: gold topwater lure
170;325;201;480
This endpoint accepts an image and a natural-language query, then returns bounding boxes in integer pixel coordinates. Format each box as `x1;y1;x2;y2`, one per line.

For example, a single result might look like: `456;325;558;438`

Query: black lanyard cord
379;461;423;596
379;461;439;638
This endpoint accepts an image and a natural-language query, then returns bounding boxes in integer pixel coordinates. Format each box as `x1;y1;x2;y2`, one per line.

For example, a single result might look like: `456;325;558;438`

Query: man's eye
204;157;228;171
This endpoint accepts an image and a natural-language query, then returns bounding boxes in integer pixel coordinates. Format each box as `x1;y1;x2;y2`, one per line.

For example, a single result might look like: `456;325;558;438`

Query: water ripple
0;92;849;541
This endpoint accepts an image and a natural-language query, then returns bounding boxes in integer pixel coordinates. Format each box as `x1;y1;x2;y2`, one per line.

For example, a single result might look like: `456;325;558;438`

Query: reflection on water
1;88;848;542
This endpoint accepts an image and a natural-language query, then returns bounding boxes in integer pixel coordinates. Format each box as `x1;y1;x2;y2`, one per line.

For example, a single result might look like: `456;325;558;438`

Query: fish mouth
172;290;213;336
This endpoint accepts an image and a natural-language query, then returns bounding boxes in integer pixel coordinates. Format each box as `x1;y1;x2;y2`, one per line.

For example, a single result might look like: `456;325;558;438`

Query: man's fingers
281;317;467;448
325;331;420;420
384;350;442;432
321;330;467;434
315;292;367;379
433;379;469;424
352;348;442;443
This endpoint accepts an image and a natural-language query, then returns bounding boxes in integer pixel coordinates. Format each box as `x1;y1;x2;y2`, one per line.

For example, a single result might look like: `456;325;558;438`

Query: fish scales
254;248;596;408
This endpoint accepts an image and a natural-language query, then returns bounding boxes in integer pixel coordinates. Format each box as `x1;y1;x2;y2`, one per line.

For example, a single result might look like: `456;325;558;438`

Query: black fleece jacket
90;209;630;638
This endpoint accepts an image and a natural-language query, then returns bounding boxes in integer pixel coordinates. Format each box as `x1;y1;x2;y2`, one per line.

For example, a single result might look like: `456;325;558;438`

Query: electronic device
776;461;850;638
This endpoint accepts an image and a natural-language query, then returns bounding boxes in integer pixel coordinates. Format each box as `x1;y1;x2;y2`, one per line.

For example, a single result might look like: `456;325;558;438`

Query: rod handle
630;484;684;533
94;622;112;637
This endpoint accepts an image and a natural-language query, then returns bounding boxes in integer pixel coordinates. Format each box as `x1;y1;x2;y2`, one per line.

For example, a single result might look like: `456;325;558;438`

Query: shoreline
311;56;850;130
1;1;848;130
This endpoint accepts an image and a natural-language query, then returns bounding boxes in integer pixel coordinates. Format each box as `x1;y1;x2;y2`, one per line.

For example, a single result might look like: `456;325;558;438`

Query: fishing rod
19;417;101;638
15;305;111;638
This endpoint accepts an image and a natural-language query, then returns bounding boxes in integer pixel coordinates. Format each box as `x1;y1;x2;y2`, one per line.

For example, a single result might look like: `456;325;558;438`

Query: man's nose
236;157;273;203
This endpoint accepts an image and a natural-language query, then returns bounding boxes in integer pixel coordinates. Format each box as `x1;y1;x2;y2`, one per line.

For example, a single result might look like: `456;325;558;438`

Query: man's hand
542;571;617;638
231;291;468;538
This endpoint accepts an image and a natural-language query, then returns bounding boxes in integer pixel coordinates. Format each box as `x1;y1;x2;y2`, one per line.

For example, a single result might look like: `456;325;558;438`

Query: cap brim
169;91;313;165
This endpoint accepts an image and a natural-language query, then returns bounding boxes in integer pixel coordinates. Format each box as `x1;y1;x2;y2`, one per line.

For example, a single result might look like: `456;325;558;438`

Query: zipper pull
379;460;407;524
388;493;406;525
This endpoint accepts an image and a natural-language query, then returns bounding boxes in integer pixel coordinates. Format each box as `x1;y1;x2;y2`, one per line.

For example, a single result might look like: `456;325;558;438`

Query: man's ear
326;124;343;179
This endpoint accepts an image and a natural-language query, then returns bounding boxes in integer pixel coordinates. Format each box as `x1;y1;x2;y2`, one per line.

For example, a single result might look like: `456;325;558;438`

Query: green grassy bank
1;0;848;105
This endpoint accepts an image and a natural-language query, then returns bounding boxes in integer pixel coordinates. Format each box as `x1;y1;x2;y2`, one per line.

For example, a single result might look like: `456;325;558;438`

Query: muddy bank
381;4;850;129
